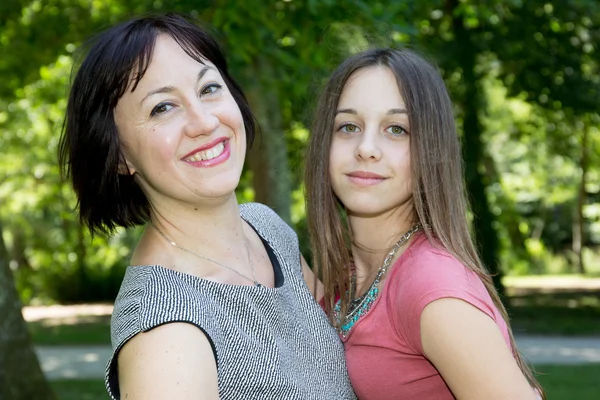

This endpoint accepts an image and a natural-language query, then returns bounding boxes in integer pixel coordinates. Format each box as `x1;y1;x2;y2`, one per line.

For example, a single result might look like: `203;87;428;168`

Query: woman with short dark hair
59;13;354;400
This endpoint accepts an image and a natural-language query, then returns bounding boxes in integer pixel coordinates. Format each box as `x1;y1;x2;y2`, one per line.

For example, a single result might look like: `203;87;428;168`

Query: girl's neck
347;203;416;278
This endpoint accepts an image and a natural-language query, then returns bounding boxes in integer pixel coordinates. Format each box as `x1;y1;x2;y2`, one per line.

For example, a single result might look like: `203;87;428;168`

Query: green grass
503;274;600;335
25;274;599;346
536;364;600;399
509;303;600;335
26;293;600;346
29;315;111;346
48;365;600;400
506;290;600;335
50;379;107;400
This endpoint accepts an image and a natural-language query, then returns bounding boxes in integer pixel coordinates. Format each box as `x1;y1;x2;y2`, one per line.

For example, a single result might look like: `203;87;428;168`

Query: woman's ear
118;155;136;175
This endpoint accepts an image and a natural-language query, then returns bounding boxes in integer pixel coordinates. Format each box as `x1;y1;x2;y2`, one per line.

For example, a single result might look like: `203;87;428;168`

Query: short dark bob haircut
58;13;257;235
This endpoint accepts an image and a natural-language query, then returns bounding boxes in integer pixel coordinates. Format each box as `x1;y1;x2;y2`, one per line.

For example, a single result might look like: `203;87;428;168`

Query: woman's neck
149;193;245;255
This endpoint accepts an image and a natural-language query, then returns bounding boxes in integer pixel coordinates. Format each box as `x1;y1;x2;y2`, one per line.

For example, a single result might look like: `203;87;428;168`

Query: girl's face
114;34;246;208
329;66;413;218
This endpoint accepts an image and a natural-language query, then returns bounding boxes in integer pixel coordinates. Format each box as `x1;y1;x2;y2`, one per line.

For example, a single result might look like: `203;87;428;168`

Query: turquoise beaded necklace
334;224;421;338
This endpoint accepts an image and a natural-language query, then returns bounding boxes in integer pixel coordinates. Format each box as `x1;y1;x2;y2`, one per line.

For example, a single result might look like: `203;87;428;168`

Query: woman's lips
183;138;230;167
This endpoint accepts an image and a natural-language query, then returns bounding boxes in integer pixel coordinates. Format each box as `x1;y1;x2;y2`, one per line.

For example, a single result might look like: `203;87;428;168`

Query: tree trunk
244;60;292;224
573;125;588;274
449;0;504;295
0;220;56;400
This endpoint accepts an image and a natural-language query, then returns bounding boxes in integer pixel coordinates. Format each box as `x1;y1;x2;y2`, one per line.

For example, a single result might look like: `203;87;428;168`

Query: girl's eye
339;124;360;134
201;83;223;96
150;102;174;117
386;125;407;136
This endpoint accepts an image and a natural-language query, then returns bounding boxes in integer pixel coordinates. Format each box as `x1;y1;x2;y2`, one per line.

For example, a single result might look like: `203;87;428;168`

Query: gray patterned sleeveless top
105;202;355;400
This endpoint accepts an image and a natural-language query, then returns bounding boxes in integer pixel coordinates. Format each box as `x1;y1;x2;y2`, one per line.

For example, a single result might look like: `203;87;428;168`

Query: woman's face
329;66;413;218
114;34;246;208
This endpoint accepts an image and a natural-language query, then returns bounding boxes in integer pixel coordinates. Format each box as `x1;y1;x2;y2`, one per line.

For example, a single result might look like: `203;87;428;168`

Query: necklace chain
336;223;421;336
151;222;262;287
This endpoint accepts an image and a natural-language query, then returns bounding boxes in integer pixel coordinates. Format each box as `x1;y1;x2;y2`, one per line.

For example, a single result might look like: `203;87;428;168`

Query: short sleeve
388;245;500;355
105;267;218;400
105;267;150;399
239;202;300;266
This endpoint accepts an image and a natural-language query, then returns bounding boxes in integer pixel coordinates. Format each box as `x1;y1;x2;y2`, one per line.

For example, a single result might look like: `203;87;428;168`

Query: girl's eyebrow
387;108;407;115
335;108;357;115
335;107;408;115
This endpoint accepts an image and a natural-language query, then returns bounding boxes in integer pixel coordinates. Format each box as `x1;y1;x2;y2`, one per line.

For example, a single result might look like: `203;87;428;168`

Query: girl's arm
421;298;536;400
118;322;219;399
301;255;324;301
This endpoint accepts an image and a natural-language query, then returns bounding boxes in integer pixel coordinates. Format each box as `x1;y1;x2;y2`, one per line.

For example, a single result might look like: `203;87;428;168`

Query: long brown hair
304;48;544;397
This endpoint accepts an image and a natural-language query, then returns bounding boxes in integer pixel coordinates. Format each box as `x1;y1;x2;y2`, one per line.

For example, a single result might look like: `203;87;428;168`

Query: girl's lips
347;171;385;179
347;176;386;186
346;171;386;186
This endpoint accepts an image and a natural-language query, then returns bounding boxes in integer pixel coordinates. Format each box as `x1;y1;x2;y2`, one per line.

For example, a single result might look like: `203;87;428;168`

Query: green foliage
1;0;599;303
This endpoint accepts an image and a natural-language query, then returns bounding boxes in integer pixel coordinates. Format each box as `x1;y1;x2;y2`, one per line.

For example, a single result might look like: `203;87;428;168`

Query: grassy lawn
536;364;600;399
508;301;600;336
50;379;107;400
29;315;111;346
504;277;600;336
25;275;600;345
28;297;600;346
48;365;600;399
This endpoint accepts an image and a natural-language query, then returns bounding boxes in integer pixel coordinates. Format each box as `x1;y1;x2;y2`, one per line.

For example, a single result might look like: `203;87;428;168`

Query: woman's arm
421;298;536;400
118;322;219;400
301;255;324;301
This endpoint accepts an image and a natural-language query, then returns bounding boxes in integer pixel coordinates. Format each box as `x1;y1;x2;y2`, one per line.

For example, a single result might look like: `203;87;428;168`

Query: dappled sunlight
34;315;109;327
22;304;113;322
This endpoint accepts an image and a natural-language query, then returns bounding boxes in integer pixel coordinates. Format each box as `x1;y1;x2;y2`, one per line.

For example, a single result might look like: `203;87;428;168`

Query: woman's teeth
186;141;225;162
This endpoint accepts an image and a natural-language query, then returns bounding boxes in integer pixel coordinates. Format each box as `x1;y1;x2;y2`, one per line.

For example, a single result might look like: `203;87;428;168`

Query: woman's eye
201;83;223;96
150;103;174;116
386;125;407;136
340;124;359;134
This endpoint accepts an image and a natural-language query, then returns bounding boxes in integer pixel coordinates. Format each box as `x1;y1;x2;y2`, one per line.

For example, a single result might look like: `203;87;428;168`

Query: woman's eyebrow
140;65;217;105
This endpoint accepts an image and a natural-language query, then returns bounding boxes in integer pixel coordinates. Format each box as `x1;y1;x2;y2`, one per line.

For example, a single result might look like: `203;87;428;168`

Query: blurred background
1;0;599;399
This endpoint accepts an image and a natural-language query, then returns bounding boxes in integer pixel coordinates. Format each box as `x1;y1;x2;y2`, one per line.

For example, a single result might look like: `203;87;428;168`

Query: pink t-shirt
342;233;511;400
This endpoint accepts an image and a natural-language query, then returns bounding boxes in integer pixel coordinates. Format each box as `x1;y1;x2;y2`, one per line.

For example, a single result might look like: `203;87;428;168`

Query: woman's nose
184;104;219;138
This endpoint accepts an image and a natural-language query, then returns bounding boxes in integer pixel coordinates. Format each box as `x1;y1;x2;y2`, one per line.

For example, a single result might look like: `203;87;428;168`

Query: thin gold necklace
151;222;262;287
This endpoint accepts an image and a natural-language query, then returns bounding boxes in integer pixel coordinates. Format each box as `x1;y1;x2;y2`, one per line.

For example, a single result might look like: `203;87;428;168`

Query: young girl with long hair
305;48;544;399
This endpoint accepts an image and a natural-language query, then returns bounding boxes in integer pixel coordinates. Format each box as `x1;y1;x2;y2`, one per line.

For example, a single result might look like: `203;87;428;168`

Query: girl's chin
344;202;413;219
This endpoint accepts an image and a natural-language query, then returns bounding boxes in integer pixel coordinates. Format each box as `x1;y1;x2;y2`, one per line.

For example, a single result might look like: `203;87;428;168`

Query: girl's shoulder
401;234;470;277
387;235;504;353
389;234;490;308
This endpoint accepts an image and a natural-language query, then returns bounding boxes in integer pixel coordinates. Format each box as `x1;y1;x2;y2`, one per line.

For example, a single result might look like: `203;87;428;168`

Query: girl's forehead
337;66;405;109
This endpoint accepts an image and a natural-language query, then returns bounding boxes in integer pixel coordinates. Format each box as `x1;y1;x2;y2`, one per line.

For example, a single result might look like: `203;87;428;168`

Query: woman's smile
182;137;230;167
